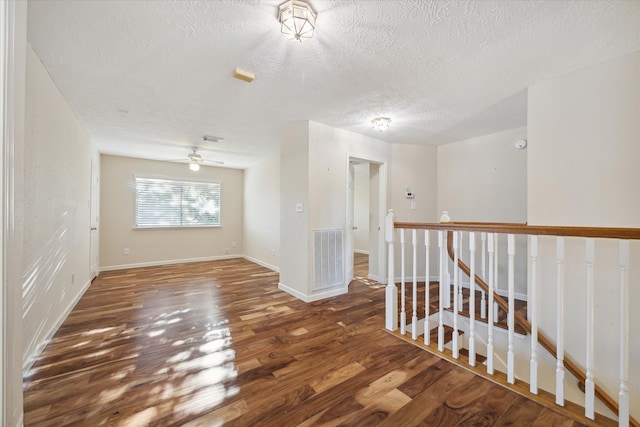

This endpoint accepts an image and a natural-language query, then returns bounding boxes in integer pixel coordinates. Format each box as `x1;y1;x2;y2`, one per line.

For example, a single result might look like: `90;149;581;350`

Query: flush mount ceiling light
371;117;391;132
278;0;317;42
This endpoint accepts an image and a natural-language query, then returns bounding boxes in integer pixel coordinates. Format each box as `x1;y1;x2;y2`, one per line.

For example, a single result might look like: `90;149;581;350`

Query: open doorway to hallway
347;157;385;286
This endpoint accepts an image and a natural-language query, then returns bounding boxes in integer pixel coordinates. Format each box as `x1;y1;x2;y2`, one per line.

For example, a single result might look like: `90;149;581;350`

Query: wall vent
313;229;344;291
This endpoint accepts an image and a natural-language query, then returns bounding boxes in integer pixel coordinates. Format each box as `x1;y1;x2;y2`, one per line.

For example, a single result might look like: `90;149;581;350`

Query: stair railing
384;209;640;427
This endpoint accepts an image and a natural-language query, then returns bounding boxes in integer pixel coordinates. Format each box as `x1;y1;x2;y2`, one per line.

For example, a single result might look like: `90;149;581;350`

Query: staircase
384;213;640;427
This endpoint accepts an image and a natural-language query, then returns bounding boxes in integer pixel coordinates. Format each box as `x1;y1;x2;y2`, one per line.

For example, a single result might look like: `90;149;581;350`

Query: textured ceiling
26;0;640;169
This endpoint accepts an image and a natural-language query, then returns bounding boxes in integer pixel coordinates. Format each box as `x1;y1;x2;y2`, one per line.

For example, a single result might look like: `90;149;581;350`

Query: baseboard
278;282;348;302
354;249;369;255
243;255;279;273
367;274;379;282
99;254;242;272
23;278;92;375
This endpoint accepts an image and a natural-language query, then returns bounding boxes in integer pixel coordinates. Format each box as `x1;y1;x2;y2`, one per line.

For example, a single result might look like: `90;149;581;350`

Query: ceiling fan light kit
278;0;317;42
184;146;224;171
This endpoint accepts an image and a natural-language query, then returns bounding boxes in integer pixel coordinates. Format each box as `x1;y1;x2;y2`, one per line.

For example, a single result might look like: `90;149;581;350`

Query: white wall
279;122;311;299
391;143;438;224
388;143;439;282
22;45;99;372
437;126;527;223
279;121;393;300
353;162;369;253
99;155;243;270
437;127;528;295
3;2;27;424
243;155;280;271
528;52;640;419
279;121;441;300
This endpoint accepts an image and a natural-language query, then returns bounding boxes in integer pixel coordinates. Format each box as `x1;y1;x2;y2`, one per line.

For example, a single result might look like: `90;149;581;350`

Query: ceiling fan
185;146;224;171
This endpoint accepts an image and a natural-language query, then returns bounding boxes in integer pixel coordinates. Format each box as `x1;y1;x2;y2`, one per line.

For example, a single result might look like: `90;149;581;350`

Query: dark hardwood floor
23;254;587;426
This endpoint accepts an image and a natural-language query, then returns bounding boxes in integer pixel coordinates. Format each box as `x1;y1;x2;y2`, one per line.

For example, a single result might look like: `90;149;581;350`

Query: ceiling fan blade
202;159;224;165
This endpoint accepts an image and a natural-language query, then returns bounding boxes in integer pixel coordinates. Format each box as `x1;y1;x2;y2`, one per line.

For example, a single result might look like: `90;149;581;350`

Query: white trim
23;278;92;375
354;249;369;255
367;274;380;282
243;255;279;273
0;1;6;419
99;254;242;272
278;282;348;302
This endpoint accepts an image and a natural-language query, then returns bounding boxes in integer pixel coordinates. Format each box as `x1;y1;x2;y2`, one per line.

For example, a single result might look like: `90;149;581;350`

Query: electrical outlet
232;242;237;248
225;248;229;254
123;248;129;255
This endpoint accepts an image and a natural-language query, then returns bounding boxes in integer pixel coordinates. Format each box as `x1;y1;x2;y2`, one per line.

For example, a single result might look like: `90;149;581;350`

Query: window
135;176;221;228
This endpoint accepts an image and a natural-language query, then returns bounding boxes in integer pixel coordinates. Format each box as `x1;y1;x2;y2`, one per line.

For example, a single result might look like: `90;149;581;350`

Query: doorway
89;158;99;280
346;157;386;286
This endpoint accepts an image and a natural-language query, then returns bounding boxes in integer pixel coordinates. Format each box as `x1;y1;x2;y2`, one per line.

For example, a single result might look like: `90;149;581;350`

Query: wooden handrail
441;230;638;427
395;221;640;240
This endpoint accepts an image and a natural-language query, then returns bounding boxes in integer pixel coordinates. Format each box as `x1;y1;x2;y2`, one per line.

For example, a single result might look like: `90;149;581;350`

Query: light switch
410;201;416;210
295;202;304;213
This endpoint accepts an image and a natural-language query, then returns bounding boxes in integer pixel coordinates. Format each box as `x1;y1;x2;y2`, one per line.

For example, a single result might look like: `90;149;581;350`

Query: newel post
385;209;398;331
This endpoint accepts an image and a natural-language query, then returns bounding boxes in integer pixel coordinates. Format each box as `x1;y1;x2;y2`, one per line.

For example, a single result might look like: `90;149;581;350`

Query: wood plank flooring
24;255;587;426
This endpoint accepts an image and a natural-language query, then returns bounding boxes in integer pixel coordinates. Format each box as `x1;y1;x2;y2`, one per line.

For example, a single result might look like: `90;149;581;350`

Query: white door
346;162;355;284
89;159;99;280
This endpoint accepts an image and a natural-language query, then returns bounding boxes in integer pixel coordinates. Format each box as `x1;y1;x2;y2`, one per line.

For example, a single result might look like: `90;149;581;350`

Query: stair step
459;347;487;364
442;305;529;335
428;324;462;345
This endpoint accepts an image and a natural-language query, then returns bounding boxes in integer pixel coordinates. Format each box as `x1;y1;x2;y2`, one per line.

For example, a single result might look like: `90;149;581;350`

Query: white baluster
400;229;406;335
530;236;539;395
411;229;418;340
507;234;515;384
385;210;397;331
585;239;595;419
424;230;430;345
494;234;499;324
556;236;565;406
438;230;445;352
469;232;476;366
444;233;451;309
487;233;495;375
619;240;630;427
481;232;487;319
452;231;460;359
458;232;464;312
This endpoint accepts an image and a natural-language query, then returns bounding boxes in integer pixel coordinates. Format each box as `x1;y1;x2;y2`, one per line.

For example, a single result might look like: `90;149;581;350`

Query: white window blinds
135;176;221;228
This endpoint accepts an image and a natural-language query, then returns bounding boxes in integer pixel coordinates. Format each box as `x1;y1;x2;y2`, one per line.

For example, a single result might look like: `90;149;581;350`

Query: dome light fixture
189;159;200;172
278;0;317;42
371;117;391;132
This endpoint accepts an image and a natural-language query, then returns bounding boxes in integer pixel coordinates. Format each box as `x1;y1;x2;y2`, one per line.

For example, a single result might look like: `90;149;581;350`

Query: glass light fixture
189;159;200;171
278;0;317;42
371;117;391;132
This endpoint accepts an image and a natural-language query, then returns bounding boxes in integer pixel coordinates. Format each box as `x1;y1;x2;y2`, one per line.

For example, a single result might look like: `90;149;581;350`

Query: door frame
89;158;99;280
345;153;387;286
